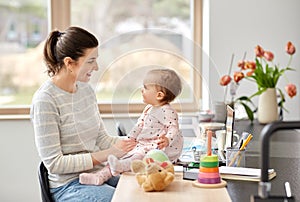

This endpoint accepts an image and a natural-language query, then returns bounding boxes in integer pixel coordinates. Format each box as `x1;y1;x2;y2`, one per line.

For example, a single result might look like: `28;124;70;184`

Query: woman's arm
31;93;94;174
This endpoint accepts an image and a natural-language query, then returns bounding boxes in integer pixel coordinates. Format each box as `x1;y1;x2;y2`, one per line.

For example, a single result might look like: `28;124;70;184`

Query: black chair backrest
38;162;54;202
116;122;127;136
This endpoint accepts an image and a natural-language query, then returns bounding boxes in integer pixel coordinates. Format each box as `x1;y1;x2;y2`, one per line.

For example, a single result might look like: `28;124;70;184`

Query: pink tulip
244;61;256;70
237;60;246;70
286;41;296;55
246;70;255;77
285;83;297;98
220;75;231;86
263;51;274;62
233;71;244;83
255;45;264;58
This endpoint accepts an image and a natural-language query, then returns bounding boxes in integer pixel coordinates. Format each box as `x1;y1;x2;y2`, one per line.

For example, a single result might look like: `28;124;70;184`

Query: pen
228;134;253;167
239;139;243;149
239;134;253;150
236;132;248;149
237;134;253;166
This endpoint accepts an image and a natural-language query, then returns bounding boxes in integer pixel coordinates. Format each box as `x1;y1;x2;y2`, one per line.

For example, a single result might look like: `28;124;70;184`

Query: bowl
199;110;215;122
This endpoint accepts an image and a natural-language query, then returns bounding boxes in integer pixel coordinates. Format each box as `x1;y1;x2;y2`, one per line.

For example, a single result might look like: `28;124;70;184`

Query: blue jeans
50;176;119;202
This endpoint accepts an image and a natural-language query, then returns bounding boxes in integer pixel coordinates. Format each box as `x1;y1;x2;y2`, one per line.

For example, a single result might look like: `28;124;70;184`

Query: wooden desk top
112;172;232;202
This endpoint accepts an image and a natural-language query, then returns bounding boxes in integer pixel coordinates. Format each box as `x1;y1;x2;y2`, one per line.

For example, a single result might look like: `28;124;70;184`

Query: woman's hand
113;138;137;153
91;138;137;166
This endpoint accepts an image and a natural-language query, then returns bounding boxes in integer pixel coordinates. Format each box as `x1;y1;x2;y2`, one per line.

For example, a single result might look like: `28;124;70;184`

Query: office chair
116;122;127;136
37;122;127;202
38;162;54;202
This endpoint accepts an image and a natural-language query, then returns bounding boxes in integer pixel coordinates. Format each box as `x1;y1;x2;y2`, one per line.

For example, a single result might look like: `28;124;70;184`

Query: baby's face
141;84;161;106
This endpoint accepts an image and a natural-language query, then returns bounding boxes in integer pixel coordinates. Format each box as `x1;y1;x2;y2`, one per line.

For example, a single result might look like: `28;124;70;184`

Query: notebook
219;166;276;182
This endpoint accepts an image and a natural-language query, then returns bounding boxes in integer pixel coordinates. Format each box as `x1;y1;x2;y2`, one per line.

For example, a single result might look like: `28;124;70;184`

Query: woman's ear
156;91;165;101
63;57;74;72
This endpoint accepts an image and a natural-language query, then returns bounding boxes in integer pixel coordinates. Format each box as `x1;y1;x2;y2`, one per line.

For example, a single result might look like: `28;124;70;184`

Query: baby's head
143;68;182;104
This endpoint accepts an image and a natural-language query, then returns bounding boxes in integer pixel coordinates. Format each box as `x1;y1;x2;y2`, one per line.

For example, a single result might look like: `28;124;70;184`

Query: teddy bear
131;149;175;192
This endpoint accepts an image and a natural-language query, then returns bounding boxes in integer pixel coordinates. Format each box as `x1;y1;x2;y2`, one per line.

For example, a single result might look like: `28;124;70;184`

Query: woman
30;26;136;202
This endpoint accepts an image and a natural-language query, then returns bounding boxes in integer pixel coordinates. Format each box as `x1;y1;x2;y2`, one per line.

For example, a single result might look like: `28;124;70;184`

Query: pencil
239;134;253;150
228;134;253;167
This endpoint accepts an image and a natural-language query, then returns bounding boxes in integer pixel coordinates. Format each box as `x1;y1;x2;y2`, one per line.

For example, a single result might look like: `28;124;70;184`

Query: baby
80;68;183;185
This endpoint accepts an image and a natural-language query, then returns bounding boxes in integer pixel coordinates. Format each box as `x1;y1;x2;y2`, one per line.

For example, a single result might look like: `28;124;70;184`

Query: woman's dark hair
43;26;98;77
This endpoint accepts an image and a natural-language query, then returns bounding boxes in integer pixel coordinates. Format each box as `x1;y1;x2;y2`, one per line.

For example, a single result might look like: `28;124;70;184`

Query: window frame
0;0;202;116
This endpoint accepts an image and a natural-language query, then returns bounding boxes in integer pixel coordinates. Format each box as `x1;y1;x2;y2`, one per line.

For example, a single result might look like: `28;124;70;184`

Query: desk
112;120;300;201
112;172;232;202
227;120;300;202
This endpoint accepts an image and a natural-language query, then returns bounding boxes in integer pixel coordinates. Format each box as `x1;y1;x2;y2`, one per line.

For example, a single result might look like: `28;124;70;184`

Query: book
219;166;276;182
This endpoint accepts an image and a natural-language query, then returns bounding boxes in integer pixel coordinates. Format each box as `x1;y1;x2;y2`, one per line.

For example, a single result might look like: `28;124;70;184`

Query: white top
30;80;117;188
127;104;183;162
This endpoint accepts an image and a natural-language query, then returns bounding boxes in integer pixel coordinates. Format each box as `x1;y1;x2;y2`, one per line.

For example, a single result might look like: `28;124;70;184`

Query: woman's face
75;47;99;82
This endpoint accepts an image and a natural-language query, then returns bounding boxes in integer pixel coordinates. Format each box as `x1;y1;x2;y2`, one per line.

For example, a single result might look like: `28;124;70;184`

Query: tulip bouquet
220;41;297;121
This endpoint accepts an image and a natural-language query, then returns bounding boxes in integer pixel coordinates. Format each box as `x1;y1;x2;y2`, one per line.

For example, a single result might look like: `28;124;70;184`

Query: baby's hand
157;134;169;149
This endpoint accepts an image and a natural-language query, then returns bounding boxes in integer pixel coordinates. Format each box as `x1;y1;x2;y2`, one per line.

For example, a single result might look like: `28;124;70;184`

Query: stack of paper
219;166;276;182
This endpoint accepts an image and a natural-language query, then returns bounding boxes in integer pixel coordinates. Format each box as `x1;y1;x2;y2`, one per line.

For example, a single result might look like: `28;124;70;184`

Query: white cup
225;132;240;149
215;130;226;152
216;129;240;150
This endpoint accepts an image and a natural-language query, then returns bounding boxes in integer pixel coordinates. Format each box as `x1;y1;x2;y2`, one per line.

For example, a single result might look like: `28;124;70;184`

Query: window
0;0;48;114
0;0;202;115
71;0;202;114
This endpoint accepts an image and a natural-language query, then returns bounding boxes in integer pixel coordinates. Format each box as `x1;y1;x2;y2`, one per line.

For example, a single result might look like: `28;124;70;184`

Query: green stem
283;55;293;83
283;72;290;83
287;55;293;67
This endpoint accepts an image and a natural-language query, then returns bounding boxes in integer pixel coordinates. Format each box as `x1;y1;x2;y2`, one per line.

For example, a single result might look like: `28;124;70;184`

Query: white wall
0;119;40;202
203;0;300;120
2;1;300;201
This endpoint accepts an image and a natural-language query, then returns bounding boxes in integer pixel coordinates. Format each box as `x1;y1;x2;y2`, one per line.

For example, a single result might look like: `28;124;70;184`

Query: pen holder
226;147;245;167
